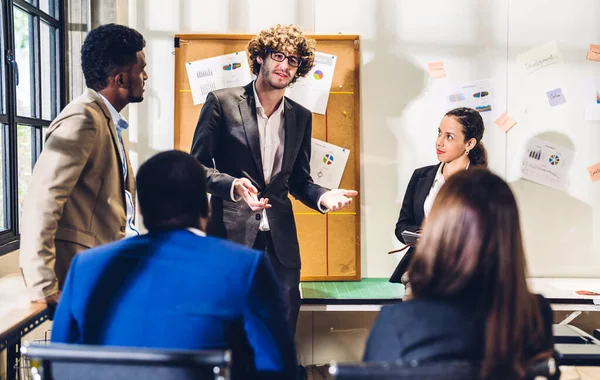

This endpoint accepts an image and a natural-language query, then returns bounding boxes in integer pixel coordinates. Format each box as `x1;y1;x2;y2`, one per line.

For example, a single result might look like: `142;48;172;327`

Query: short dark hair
137;150;209;232
81;23;146;91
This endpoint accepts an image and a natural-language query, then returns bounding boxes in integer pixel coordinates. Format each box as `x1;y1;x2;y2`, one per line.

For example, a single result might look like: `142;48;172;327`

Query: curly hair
247;24;316;84
81;23;146;91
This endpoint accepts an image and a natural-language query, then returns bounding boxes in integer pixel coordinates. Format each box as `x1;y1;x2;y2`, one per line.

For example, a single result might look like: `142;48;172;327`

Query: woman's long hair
408;169;547;379
445;108;487;167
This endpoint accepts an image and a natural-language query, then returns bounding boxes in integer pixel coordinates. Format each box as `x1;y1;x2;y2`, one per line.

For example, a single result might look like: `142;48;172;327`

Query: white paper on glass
584;77;600;121
519;137;574;191
516;41;563;76
444;78;498;124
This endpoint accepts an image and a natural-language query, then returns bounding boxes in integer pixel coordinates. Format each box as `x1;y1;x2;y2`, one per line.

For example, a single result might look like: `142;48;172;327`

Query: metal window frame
0;0;66;256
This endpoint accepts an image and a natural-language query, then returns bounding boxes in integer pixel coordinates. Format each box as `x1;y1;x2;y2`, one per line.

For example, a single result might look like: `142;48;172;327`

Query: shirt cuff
230;179;241;202
317;192;329;213
30;281;59;301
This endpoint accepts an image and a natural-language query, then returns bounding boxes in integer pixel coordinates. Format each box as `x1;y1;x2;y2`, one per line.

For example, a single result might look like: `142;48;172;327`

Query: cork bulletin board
173;34;361;281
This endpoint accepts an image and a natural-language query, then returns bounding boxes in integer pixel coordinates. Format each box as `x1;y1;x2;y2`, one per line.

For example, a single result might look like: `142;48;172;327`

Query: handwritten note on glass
588;163;600;182
428;62;446;78
495;112;517;133
586;44;600;62
546;88;566;107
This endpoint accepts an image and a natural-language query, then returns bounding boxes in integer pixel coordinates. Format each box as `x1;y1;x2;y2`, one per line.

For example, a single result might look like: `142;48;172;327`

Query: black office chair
328;357;559;380
20;342;231;380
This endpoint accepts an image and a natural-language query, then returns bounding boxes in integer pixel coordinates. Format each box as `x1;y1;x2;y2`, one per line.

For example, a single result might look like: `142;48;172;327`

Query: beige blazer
20;89;135;299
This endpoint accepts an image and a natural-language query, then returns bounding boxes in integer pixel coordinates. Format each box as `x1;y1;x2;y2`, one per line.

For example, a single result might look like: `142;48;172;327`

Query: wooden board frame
173;33;361;281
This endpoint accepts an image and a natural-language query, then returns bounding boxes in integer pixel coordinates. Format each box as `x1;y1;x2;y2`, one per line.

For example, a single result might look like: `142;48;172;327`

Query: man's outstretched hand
320;189;358;211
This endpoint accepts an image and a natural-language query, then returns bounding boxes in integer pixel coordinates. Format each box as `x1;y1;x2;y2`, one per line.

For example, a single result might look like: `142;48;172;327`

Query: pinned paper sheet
586;44;600;62
588;163;600;182
445;78;498;124
516;41;563;75
310;139;350;190
546;88;566;107
185;51;252;105
584;77;600;120
428;62;446;78
286;52;337;115
495;112;517;133
520;137;574;191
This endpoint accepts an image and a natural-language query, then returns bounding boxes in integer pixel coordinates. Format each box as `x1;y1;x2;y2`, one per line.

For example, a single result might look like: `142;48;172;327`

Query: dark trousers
253;231;301;338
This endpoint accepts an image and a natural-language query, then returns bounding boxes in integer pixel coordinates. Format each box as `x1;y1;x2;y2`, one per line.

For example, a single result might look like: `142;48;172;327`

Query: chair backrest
21;342;231;380
328;360;479;380
329;358;559;380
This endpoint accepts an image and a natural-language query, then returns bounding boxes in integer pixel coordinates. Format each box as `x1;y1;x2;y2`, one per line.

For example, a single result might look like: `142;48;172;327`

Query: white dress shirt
253;82;286;231
423;162;470;218
98;93;139;238
230;81;328;231
187;228;206;237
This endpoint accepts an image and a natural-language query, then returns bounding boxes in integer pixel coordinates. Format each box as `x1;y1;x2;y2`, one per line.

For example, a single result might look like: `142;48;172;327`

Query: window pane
17;125;33;221
40;0;57;18
14;8;35;118
0;5;4;115
41;22;57;120
0;126;7;231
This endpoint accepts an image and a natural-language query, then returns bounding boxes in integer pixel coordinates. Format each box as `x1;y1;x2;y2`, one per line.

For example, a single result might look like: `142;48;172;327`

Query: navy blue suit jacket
51;229;296;379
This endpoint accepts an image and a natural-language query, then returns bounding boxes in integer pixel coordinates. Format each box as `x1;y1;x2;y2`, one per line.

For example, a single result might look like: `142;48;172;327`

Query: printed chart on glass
519;137;575;191
445;78;498;124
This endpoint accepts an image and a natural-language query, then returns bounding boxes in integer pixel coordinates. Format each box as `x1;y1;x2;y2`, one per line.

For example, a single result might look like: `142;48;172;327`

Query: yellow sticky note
586;44;600;61
494;112;517;133
428;62;446;78
588;163;600;182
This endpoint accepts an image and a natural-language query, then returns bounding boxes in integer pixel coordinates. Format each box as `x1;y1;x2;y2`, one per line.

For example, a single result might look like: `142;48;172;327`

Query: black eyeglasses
268;50;302;67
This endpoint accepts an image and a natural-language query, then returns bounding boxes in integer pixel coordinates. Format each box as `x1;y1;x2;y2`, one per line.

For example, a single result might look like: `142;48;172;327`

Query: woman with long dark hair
390;107;487;284
366;169;555;379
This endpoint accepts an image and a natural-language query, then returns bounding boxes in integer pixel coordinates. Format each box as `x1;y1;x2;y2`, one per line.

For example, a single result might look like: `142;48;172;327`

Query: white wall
122;0;600;278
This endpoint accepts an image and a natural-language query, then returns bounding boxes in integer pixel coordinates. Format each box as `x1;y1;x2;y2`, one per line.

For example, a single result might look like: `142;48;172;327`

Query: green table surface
301;278;404;301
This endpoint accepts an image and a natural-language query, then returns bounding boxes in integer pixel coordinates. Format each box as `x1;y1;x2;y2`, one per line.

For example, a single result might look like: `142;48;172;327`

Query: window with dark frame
0;0;65;256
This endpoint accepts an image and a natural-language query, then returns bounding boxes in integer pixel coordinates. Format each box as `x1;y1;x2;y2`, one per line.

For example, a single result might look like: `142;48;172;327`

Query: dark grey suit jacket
191;82;327;269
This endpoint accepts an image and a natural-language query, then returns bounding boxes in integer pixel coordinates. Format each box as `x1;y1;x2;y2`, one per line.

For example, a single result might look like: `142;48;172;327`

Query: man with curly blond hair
191;24;357;340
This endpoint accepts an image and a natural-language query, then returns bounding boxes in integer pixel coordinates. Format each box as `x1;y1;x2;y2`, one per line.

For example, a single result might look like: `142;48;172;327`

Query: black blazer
390;164;440;282
191;82;327;269
363;294;554;366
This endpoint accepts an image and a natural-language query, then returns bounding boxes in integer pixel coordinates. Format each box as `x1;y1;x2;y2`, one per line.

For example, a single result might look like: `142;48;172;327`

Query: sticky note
576;290;600;296
588;163;600;182
494;112;517;133
546;88;566;107
428;62;445;78
586;44;600;61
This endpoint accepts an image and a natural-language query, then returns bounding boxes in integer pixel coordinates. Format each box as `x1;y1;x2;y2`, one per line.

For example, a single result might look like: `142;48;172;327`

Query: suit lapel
239;84;266;187
414;163;440;223
87;89;127;208
281;98;296;173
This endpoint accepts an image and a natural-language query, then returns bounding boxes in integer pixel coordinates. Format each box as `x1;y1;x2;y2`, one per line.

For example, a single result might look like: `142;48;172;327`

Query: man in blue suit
51;150;297;379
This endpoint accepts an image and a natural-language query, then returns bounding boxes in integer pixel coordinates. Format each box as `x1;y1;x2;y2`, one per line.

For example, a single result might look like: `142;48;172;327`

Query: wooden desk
0;274;49;380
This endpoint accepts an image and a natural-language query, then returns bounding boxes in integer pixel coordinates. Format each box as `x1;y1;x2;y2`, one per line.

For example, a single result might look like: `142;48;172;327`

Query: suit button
255;214;261;221
120;225;126;232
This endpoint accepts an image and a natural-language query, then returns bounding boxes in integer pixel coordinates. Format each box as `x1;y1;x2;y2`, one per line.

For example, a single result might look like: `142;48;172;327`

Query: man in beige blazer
20;24;147;304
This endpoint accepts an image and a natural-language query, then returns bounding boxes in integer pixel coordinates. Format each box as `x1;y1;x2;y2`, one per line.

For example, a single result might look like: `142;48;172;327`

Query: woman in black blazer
390;107;487;283
366;169;556;380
